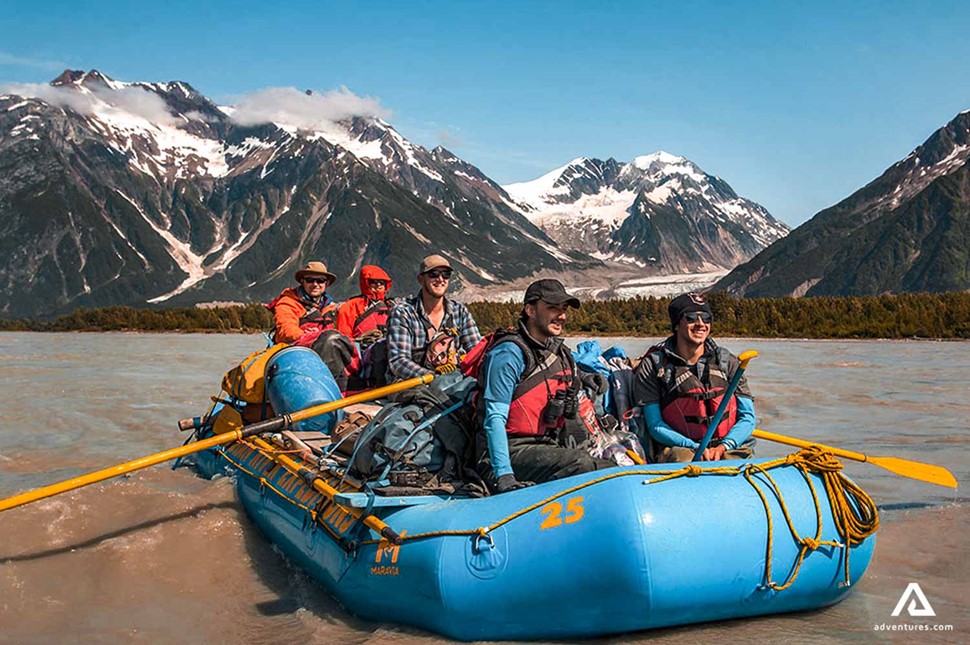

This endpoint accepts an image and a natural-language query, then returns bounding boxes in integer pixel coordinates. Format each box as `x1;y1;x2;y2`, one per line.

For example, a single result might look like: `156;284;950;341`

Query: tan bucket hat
294;261;337;283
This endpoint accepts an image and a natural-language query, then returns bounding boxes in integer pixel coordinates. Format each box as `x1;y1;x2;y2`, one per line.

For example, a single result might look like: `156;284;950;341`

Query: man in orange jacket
267;261;339;344
267;261;355;388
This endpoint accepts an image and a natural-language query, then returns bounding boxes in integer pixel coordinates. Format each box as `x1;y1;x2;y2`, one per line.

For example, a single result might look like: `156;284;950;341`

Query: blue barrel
264;346;343;434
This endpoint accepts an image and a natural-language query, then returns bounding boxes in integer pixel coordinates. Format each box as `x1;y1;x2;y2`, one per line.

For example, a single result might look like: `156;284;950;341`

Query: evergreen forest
1;293;968;339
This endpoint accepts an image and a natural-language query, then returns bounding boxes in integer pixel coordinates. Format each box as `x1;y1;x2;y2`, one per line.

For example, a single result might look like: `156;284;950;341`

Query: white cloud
0;51;66;71
230;86;390;129
0;82;178;125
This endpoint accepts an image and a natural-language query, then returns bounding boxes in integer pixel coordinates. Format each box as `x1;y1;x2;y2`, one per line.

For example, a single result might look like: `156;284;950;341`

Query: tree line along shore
1;292;968;340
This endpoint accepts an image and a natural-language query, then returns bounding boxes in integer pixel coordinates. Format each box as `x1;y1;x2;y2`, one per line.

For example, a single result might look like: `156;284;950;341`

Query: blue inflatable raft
191;347;878;641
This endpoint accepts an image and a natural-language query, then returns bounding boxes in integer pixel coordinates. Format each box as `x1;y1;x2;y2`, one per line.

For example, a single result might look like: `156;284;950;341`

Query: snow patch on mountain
113;190;207;301
504;152;790;262
883;143;970;210
526;187;637;228
504;157;587;205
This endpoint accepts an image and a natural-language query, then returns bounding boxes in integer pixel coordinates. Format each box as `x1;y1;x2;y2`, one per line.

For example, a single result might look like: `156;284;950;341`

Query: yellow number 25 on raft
539;496;585;530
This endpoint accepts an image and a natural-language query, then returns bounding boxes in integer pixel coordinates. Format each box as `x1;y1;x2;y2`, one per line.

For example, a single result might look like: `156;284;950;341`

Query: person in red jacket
336;265;394;345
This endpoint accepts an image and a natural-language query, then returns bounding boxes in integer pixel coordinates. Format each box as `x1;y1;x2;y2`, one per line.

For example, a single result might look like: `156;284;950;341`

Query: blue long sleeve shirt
480;342;529;478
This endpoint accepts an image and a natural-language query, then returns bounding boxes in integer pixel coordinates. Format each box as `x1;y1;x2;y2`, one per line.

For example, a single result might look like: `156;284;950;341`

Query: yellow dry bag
221;343;287;404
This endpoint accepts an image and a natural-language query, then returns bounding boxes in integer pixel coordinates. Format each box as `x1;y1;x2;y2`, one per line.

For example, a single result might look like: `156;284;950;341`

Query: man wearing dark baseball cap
632;292;757;463
524;278;581;309
475;278;612;493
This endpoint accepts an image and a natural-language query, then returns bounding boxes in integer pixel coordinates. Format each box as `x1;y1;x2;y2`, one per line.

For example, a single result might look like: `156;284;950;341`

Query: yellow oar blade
752;429;958;489
0;373;434;514
867;456;958;489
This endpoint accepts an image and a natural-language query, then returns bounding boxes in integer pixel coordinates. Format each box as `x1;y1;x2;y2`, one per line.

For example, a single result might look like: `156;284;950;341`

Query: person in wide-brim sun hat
294;261;337;285
267;261;340;344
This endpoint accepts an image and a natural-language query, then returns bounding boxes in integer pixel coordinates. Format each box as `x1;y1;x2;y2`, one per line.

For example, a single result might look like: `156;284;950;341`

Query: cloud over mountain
229;86;390;129
0;81;179;125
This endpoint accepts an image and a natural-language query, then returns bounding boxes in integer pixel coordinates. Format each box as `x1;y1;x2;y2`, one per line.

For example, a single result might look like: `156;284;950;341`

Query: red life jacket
352;298;391;338
644;342;737;441
460;327;517;379
474;325;576;438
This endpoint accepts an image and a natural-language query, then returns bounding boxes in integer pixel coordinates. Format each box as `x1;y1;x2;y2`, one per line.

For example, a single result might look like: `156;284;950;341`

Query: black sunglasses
303;277;330;285
683;312;712;324
425;270;452;280
368;279;389;287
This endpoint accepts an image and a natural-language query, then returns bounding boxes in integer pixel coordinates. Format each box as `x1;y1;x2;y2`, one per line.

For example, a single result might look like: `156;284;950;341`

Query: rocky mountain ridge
504;152;790;273
713;109;970;297
0;70;593;318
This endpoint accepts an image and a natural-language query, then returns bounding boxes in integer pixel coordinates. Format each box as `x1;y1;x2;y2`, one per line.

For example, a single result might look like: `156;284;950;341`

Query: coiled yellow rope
743;447;878;589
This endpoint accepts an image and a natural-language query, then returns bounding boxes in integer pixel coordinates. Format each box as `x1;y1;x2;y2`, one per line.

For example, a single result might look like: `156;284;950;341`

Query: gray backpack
350;372;476;485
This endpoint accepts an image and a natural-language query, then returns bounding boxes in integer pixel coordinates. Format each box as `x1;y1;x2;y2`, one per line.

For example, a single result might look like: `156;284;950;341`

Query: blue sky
3;0;969;226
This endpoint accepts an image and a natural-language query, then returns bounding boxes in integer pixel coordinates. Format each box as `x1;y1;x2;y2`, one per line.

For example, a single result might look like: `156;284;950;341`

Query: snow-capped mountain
505;152;790;273
714;109;970;297
0;70;593;318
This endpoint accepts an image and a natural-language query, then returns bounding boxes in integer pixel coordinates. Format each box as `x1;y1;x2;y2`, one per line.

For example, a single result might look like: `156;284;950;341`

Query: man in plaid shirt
386;254;482;381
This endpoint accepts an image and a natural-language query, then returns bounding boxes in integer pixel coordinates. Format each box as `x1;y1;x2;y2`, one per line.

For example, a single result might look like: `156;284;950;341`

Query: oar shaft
0;374;434;514
693;350;758;461
288;374;433;424
0;428;244;513
752;429;867;462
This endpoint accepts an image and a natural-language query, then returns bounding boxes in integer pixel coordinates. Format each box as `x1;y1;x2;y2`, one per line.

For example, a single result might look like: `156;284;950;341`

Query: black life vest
644;342;737;441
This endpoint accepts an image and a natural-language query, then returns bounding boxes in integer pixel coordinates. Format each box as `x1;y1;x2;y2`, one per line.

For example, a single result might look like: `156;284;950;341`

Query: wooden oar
752;428;958;488
0;374;435;521
693;350;759;461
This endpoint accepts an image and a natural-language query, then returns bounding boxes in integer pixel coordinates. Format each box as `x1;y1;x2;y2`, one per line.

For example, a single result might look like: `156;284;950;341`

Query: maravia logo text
891;582;936;617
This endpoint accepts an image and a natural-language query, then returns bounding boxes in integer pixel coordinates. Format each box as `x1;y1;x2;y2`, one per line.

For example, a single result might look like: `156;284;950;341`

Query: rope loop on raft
745;446;879;590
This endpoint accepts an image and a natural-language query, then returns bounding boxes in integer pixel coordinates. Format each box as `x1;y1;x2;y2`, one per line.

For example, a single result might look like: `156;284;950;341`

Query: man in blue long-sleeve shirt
475;279;612;493
633;292;756;462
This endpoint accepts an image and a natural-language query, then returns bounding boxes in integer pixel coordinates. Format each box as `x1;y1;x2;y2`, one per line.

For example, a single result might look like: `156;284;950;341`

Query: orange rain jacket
267;287;337;344
336;265;393;339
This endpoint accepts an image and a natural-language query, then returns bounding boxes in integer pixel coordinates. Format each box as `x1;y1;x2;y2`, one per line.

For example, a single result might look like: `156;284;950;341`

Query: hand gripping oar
752;429;958;488
0;374;435;522
692;350;758;462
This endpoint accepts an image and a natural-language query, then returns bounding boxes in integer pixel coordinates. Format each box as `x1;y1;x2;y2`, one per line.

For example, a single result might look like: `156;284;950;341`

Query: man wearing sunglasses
267;261;356;388
632;292;757;462
475;279;613;493
336;265;394;344
267;261;339;344
385;254;481;381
